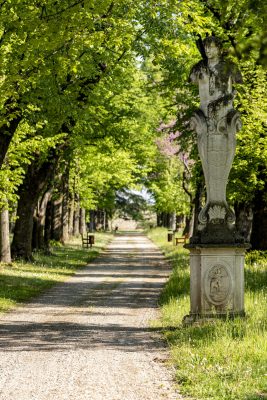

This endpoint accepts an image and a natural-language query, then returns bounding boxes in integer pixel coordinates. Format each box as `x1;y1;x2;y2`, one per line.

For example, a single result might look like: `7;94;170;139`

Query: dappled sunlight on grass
148;227;267;400
0;233;112;314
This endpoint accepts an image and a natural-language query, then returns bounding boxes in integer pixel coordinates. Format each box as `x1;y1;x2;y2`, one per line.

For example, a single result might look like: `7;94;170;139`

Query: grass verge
0;232;112;314
148;227;267;400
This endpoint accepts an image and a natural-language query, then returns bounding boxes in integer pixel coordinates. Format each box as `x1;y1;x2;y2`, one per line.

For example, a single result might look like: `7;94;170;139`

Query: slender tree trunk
156;213;161;227
79;208;86;235
0;208;11;263
162;212;168;228
68;195;75;236
11;155;57;260
104;211;109;231
95;210;100;230
73;196;80;236
51;195;63;241
44;200;52;251
89;210;95;232
61;175;69;244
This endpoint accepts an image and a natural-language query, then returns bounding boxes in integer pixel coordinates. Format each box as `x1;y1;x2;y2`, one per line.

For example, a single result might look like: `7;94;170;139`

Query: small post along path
0;233;180;400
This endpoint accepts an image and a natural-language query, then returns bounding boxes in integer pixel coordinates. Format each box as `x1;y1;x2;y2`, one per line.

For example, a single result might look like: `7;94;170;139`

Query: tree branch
42;0;87;20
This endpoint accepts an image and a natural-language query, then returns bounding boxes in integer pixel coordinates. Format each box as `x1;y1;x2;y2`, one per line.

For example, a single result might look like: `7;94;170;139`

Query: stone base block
187;245;246;318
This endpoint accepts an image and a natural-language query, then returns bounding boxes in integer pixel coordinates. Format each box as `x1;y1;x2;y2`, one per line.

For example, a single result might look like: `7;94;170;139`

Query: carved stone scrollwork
189;36;243;243
186;37;247;320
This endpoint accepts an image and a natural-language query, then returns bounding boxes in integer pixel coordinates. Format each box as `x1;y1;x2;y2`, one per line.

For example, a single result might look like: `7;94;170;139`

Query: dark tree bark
61;171;70;243
44;200;53;251
250;190;267;250
73;197;80;237
96;210;101;230
89;210;96;231
235;202;253;243
96;210;106;230
162;212;167;228
0;208;11;263
32;190;53;251
68;194;75;236
11;155;57;260
0;116;22;168
51;167;70;243
51;195;63;242
157;212;163;227
104;210;109;230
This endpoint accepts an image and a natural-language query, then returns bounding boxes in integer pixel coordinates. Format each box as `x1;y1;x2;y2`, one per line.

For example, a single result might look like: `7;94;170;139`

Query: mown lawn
0;232;112;314
148;227;267;400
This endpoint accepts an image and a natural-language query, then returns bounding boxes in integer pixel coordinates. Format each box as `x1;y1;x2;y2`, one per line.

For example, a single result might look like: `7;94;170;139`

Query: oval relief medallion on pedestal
205;264;232;305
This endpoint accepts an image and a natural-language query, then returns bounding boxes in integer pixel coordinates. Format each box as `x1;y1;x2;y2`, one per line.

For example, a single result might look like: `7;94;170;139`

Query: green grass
148;227;267;400
0;232;112;314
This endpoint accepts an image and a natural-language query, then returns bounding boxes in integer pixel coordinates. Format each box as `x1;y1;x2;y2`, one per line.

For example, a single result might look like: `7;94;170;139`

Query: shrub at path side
0;233;112;314
148;227;267;400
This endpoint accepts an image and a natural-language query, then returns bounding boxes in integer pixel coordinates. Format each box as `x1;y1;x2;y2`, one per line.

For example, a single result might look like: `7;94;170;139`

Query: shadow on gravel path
0;234;180;400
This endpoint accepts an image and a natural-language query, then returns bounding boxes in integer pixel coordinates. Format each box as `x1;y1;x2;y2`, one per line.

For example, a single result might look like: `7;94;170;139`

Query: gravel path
0;233;181;400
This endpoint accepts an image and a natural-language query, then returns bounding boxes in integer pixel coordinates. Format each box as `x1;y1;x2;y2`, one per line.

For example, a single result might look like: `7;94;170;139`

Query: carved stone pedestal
185;244;248;320
185;36;249;322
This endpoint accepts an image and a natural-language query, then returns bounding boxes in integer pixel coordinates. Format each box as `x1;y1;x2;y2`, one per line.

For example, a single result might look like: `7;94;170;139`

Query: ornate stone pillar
185;37;249;320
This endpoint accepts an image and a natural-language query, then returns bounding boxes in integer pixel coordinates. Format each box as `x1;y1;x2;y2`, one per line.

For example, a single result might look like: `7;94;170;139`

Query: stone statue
184;37;247;321
190;36;243;243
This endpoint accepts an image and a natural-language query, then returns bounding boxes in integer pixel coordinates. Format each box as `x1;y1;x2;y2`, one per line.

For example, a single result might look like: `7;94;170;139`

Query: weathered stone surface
188;246;246;318
186;36;248;319
190;36;243;242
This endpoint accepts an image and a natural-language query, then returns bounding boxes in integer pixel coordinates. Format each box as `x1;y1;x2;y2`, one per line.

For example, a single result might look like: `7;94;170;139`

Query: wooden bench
81;233;95;248
175;233;189;245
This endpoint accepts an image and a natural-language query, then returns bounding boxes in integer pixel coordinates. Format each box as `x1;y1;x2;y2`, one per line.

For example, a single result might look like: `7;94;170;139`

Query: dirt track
0;233;180;400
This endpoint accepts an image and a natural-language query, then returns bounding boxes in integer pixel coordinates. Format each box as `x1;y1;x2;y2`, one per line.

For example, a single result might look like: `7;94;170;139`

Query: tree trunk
170;212;176;231
32;190;53;251
11;155;57;260
68;195;75;236
51;195;63;241
12;191;36;260
61;177;69;244
79;208;86;235
89;210;95;232
44;200;52;251
73;197;80;237
235;202;253;243
250;191;267;250
0;208;11;263
156;213;162;227
0;116;22;169
104;211;109;230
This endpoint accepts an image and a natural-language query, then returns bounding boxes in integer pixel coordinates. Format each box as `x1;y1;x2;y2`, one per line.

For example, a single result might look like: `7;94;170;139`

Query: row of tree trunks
156;212;182;230
80;208;87;236
11;153;58;260
88;210;108;231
